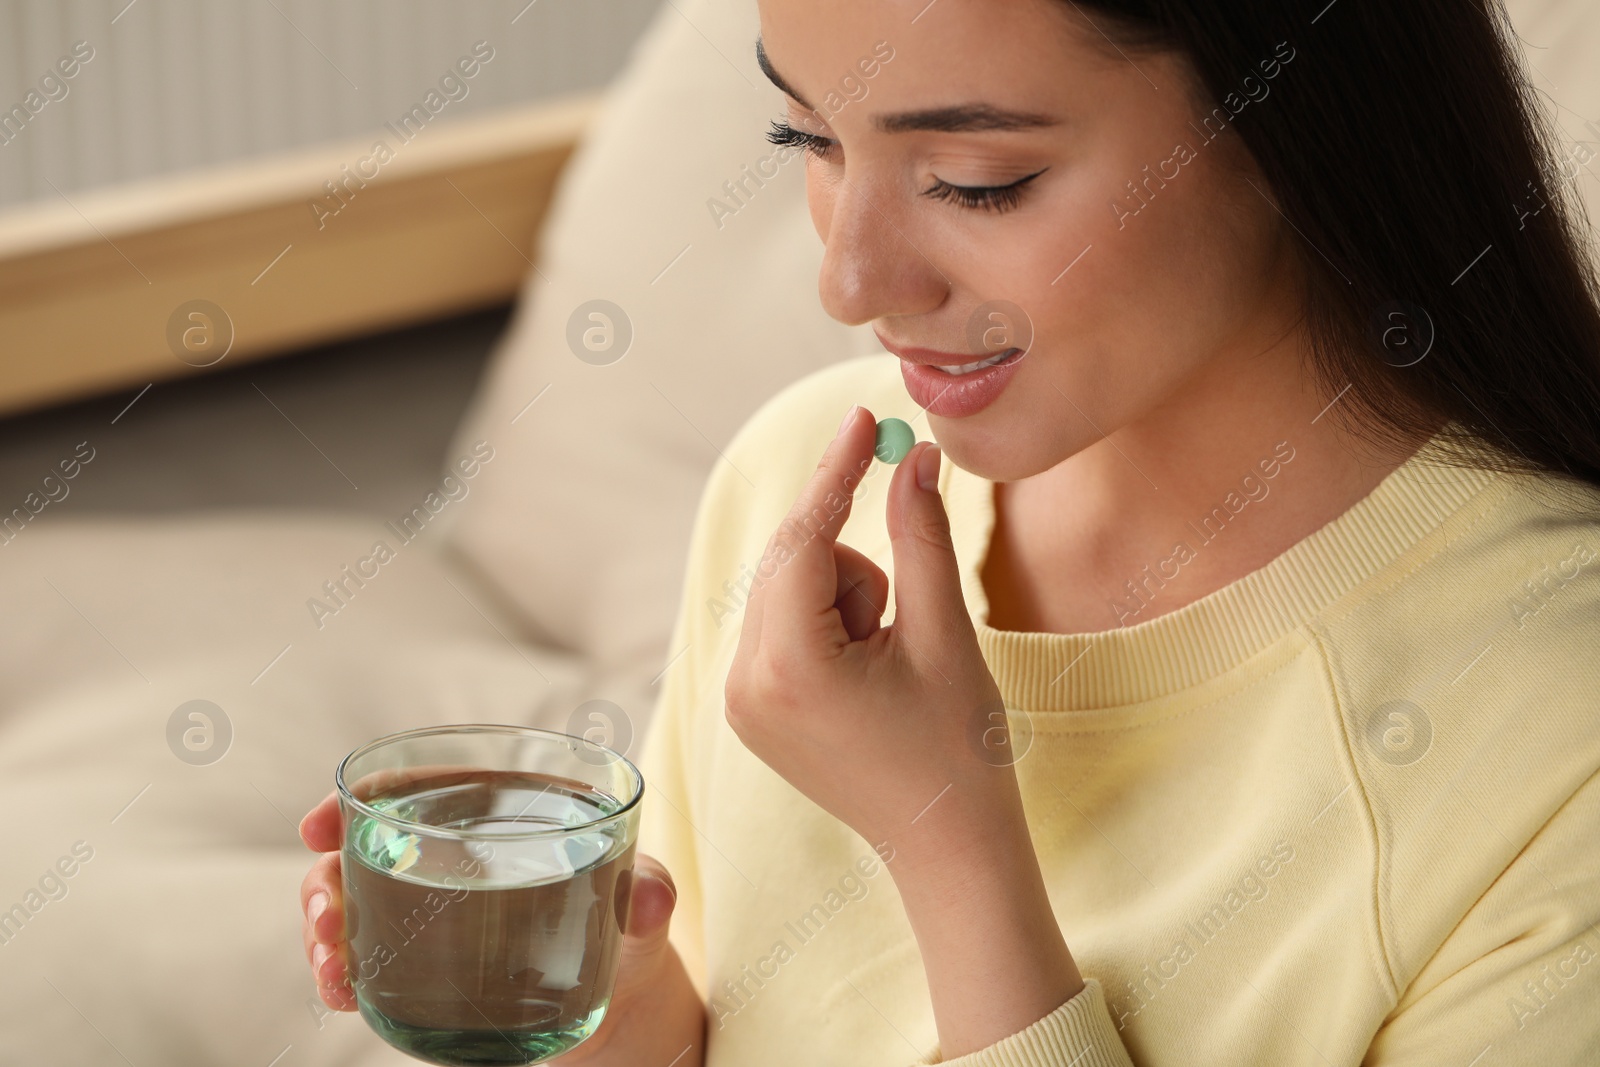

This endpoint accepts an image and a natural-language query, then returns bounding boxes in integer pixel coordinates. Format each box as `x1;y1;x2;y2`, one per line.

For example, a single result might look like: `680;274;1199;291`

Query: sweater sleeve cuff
911;978;1136;1067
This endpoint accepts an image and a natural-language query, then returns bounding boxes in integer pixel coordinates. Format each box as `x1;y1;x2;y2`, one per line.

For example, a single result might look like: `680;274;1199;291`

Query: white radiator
0;0;661;209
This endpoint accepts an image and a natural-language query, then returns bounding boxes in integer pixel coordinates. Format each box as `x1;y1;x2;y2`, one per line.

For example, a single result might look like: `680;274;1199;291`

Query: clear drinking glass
335;724;644;1066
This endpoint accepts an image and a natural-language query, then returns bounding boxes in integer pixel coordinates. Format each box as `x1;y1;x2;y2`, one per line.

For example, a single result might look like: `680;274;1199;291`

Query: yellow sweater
636;353;1600;1066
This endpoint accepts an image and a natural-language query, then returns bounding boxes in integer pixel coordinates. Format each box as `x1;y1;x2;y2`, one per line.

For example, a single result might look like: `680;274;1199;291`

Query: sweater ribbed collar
942;422;1500;712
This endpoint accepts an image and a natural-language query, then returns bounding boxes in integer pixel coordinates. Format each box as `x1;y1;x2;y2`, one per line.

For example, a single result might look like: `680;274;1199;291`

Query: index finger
742;404;877;643
299;791;341;853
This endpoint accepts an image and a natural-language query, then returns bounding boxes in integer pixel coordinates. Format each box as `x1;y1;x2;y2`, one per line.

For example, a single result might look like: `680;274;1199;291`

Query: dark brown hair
1066;0;1600;497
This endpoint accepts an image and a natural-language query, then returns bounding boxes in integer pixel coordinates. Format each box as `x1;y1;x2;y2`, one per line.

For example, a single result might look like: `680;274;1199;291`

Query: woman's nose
815;174;948;327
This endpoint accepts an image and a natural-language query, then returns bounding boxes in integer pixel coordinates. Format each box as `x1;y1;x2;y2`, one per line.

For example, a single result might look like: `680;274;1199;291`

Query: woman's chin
930;426;1065;485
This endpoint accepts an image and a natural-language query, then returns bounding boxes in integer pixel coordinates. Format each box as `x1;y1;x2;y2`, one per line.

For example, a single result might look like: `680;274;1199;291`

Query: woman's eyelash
767;118;835;156
766;119;1044;214
922;170;1047;213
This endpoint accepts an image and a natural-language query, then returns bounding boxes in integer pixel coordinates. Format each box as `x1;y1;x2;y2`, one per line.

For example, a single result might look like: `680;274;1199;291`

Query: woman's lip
885;344;1000;367
898;347;1026;418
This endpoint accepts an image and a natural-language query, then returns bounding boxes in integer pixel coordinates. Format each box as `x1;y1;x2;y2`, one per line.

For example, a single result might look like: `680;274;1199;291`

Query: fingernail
312;942;333;983
308;891;329;931
837;404;860;437
916;443;941;491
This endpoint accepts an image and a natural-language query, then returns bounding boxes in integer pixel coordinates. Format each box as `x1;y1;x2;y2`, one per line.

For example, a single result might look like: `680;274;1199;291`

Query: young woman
299;1;1600;1063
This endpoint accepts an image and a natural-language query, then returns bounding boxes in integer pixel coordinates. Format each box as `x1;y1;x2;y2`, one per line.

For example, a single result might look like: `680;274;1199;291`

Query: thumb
886;442;972;654
614;854;678;991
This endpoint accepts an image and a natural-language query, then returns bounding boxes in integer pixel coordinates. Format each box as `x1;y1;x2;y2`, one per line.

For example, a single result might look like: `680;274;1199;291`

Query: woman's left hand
724;404;1023;862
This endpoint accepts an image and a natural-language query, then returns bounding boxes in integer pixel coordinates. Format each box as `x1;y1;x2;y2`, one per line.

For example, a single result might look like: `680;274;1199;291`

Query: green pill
874;417;916;464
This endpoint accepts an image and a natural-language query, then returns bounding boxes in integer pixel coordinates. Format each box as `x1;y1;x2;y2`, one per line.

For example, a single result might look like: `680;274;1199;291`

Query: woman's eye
767;118;838;161
922;168;1047;214
767;119;1045;214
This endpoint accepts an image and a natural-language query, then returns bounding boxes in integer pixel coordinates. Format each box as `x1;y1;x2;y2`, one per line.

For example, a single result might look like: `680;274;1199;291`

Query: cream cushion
438;0;876;689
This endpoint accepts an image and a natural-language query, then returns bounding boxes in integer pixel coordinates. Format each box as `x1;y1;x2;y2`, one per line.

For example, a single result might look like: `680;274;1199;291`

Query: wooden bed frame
0;92;599;417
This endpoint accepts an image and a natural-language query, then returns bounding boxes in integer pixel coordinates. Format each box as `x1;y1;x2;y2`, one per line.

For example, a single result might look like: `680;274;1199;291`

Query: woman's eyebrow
874;104;1061;133
755;36;1061;134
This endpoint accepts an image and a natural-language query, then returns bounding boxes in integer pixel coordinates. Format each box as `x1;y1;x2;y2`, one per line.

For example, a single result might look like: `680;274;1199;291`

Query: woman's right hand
297;790;707;1064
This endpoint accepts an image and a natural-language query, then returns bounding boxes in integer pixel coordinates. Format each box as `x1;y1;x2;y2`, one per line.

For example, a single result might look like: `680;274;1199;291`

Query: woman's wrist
887;780;1085;1059
886;766;1040;900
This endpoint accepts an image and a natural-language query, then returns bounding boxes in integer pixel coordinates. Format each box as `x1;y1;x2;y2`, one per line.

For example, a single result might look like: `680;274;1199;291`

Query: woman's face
757;0;1302;482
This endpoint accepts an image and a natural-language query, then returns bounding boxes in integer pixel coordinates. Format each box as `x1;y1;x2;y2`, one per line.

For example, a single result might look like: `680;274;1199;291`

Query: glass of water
335;724;644;1066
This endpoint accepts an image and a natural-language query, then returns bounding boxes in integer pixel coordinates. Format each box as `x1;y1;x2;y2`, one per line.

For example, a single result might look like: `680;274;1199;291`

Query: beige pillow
440;0;876;682
1507;0;1600;242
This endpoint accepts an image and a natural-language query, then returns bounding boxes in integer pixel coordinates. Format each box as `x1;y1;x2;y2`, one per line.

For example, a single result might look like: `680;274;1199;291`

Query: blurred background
0;1;1594;1064
0;0;658;516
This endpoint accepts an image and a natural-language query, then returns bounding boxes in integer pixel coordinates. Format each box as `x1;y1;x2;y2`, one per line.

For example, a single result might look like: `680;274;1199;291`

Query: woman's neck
980;332;1437;635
